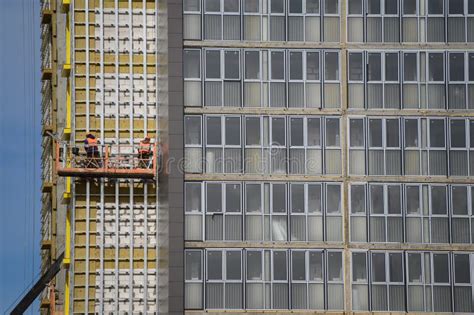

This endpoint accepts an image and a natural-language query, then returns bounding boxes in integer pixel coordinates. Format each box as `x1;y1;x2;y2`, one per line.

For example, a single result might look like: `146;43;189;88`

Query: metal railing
56;142;158;178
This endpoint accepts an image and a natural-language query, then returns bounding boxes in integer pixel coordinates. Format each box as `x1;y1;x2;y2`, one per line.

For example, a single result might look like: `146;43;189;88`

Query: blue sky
0;0;41;313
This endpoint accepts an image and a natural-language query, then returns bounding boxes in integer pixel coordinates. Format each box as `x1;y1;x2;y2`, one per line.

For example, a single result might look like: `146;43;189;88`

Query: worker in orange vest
84;133;99;158
138;136;152;167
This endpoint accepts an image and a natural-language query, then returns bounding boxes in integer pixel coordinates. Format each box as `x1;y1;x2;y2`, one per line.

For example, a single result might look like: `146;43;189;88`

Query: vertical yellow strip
63;208;71;314
64;270;70;315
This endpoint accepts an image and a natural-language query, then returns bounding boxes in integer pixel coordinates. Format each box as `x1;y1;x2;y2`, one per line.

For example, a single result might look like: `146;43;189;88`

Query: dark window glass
428;0;443;14
433;254;449;283
404;53;417;81
350;119;364;147
406;186;420;214
246;117;260;145
352;253;367;281
271;52;285;80
385;0;398;14
349;0;362;14
244;0;259;12
450;120;466;148
370;185;384;214
272;118;285;145
207;117;222;145
307;118;321;146
368;0;381;13
225;51;240;79
449;0;464;14
389;253;403;282
184;50;201;79
454;254;471;284
431;186;447;215
185;0;201;12
291;184;305;213
449;53;464;81
349;52;363;81
225;117;240;145
226;184;241;212
429;119;445;147
271;0;284;13
328;252;342;281
326;118;340;146
351;185;366;213
246;184;261;212
306;52;320;80
289;0;303;13
452;186;468;215
372;253;386;282
405;119;418;147
387;186;401;214
408;253;422;282
207;251;222;280
292;252;306;280
247;251;262;280
309;252;323;280
386;119;399;147
226;251;241;280
325;52;339;80
273;251;287;280
290;52;303;80
325;0;339;13
368;53;381;81
290;118;304;146
207;184;222;212
385;53;399;81
307;0;320;13
272;184;286;213
403;0;416;14
369;119;382;147
185;116;202;145
429;54;444;81
245;51;260;79
206;0;220;12
206;50;221;78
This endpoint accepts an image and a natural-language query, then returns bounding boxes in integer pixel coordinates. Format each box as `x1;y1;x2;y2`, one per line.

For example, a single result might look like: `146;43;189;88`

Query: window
270;51;286;107
206;249;243;309
205;49;241;107
185;250;203;309
351;252;368;310
289;117;322;173
204;0;240;40
453;253;474;312
288;0;322;41
288;51;322;108
366;0;400;42
184;49;202;106
450;185;474;243
185;116;203;173
325;117;341;174
370;252;405;311
368;184;403;242
368;118;401;175
449;119;469;176
185;182;203;240
347;0;364;41
205;116;242;173
448;53;468;109
323;51;341;108
184;0;202;39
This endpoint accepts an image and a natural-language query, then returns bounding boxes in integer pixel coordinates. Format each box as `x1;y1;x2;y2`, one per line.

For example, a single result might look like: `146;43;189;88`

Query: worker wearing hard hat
84;133;100;157
138;136;152;167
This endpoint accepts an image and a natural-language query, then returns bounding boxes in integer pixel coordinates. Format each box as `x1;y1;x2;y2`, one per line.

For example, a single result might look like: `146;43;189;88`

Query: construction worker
84;134;100;167
138;136;152;167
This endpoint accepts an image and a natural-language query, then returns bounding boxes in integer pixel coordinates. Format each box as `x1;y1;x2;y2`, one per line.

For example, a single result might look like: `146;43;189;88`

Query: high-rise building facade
41;0;474;313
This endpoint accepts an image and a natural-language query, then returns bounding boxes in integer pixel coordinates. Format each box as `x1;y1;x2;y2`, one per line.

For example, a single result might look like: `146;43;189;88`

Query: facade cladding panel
40;0;474;314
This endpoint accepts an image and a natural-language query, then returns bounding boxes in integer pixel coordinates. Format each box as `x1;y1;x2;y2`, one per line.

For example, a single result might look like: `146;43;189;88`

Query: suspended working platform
56;142;158;179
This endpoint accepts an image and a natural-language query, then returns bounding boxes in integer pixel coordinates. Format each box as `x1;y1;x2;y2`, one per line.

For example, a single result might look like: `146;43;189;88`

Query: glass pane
308;184;322;213
389;253;403;282
224;0;240;12
290;52;303;80
225;51;240;79
326;118;340;146
408;253;422;283
372;253;386;282
185;0;201;11
246;184;261;212
292;252;306;280
450;53;465;81
327;252;342;281
186;183;202;212
405;119;418;147
369;119;383;147
271;52;285;80
247;251;262;280
289;0;303;13
431;186;447;214
352;252;367;281
244;0;259;12
349;52;363;81
246;117;260;145
403;0;416;14
406;186;420;214
452;186;468;215
226;251;242;280
245;51;260;79
308;118;321;146
186;251;202;280
350;119;364;147
226;184;241;212
273;251;287;280
428;0;443;14
370;185;384;214
368;53;381;81
385;53;398;81
387;186;401;214
271;0;285;13
291;184;305;213
290;118;304;146
385;0;398;14
404;53;417;81
307;0;320;13
184;50;201;79
351;185;366;213
325;0;338;13
327;185;341;213
206;0;220;11
206;50;221;78
368;0;381;13
272;184;286;212
309;251;323;280
272;118;286;145
208;251;223;280
454;254;470;284
386;119;400;147
433;254;449;283
225;117;240;145
349;0;362;14
185;116;202;145
307;52;320;80
429;120;445;147
325;52;339;80
207;184;222;212
207;117;222;145
450;120;466;148
449;0;464;14
429;54;444;81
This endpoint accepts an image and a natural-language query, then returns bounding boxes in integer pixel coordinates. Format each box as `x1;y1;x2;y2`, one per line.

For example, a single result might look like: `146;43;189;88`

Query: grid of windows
185;181;343;242
184;0;341;41
184;49;340;108
185;115;342;174
348;117;474;176
347;0;474;43
348;51;474;109
352;251;474;312
185;249;344;310
350;183;474;244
